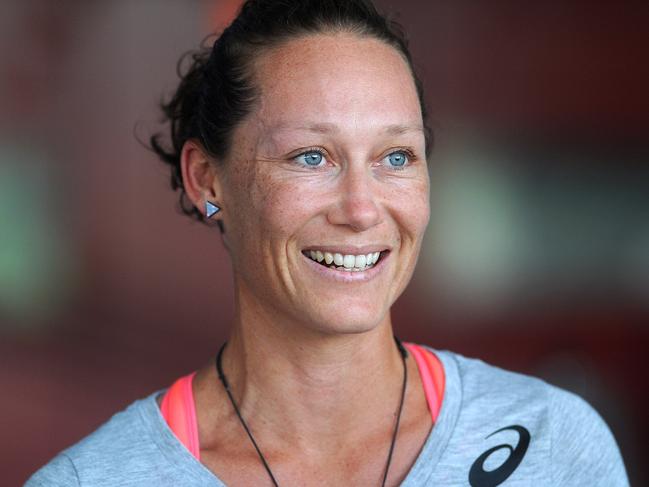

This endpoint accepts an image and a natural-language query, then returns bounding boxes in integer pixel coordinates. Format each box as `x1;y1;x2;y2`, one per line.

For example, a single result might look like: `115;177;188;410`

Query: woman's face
219;33;429;335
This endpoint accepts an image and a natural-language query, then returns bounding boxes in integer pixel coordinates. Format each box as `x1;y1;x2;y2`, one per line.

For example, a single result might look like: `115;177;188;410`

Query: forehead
250;33;423;134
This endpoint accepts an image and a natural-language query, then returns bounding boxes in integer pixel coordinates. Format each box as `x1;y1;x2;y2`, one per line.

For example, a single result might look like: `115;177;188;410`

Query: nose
327;165;382;232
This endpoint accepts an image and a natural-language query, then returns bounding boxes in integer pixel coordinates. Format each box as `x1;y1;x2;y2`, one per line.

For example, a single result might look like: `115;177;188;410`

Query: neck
218;289;405;453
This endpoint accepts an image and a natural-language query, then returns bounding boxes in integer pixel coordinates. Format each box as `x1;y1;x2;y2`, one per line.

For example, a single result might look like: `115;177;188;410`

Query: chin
301;305;388;337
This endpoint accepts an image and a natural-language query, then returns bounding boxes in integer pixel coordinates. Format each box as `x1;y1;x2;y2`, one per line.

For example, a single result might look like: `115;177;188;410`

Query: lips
302;249;387;272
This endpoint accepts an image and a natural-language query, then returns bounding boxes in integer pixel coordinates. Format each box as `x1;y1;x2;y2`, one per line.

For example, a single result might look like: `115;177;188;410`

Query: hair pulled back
149;0;431;225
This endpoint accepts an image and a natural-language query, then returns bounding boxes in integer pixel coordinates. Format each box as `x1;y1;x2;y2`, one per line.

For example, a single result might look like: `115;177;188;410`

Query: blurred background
1;0;647;484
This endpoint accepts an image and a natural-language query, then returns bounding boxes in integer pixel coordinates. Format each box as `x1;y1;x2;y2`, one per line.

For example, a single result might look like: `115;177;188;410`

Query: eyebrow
270;122;425;136
382;124;425;136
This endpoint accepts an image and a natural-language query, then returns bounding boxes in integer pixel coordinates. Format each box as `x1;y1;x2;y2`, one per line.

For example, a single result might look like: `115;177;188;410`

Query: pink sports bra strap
160;344;445;460
159;371;200;460
403;342;445;423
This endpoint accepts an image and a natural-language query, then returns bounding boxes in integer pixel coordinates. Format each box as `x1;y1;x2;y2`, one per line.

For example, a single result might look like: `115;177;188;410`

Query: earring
205;201;221;218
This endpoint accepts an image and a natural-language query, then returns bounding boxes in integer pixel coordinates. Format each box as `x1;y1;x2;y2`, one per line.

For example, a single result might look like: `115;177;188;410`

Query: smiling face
218;33;430;336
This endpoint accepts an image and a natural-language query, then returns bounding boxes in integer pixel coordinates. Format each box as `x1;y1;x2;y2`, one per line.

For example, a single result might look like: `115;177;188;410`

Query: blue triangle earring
205;201;221;219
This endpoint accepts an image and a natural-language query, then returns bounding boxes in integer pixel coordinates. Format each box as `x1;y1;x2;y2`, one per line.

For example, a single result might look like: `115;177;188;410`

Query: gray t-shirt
25;348;630;486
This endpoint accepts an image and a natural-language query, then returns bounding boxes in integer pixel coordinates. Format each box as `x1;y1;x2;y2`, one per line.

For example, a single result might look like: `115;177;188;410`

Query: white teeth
305;249;384;271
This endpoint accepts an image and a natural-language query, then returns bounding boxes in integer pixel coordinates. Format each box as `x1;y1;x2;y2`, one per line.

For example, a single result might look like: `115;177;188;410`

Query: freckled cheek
253;182;318;238
393;187;430;242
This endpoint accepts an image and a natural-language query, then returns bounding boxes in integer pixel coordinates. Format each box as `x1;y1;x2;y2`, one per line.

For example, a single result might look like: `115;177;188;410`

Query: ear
180;139;224;218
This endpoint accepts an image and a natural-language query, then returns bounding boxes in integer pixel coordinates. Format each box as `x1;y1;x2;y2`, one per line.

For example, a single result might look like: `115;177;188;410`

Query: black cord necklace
215;335;409;487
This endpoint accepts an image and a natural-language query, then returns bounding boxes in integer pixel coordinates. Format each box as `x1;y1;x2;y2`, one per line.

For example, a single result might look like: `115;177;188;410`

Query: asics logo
468;425;531;487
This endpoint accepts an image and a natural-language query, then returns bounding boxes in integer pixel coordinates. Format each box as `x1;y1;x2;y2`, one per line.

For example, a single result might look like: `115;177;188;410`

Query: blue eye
296;151;324;167
386;151;408;167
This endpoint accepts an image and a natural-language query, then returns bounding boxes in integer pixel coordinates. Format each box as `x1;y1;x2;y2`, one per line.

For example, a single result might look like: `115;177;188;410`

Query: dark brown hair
149;0;431;225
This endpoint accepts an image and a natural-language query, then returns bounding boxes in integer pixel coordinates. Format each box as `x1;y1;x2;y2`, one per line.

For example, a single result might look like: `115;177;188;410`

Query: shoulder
66;393;163;464
424;347;629;486
432;347;556;409
25;452;80;487
25;392;168;486
545;385;629;485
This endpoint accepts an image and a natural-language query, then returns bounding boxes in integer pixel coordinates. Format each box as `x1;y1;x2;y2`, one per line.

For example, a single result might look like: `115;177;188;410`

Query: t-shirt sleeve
24;453;81;487
550;387;629;486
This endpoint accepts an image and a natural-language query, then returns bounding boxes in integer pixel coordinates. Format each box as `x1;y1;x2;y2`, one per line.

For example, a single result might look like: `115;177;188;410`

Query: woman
27;1;628;486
